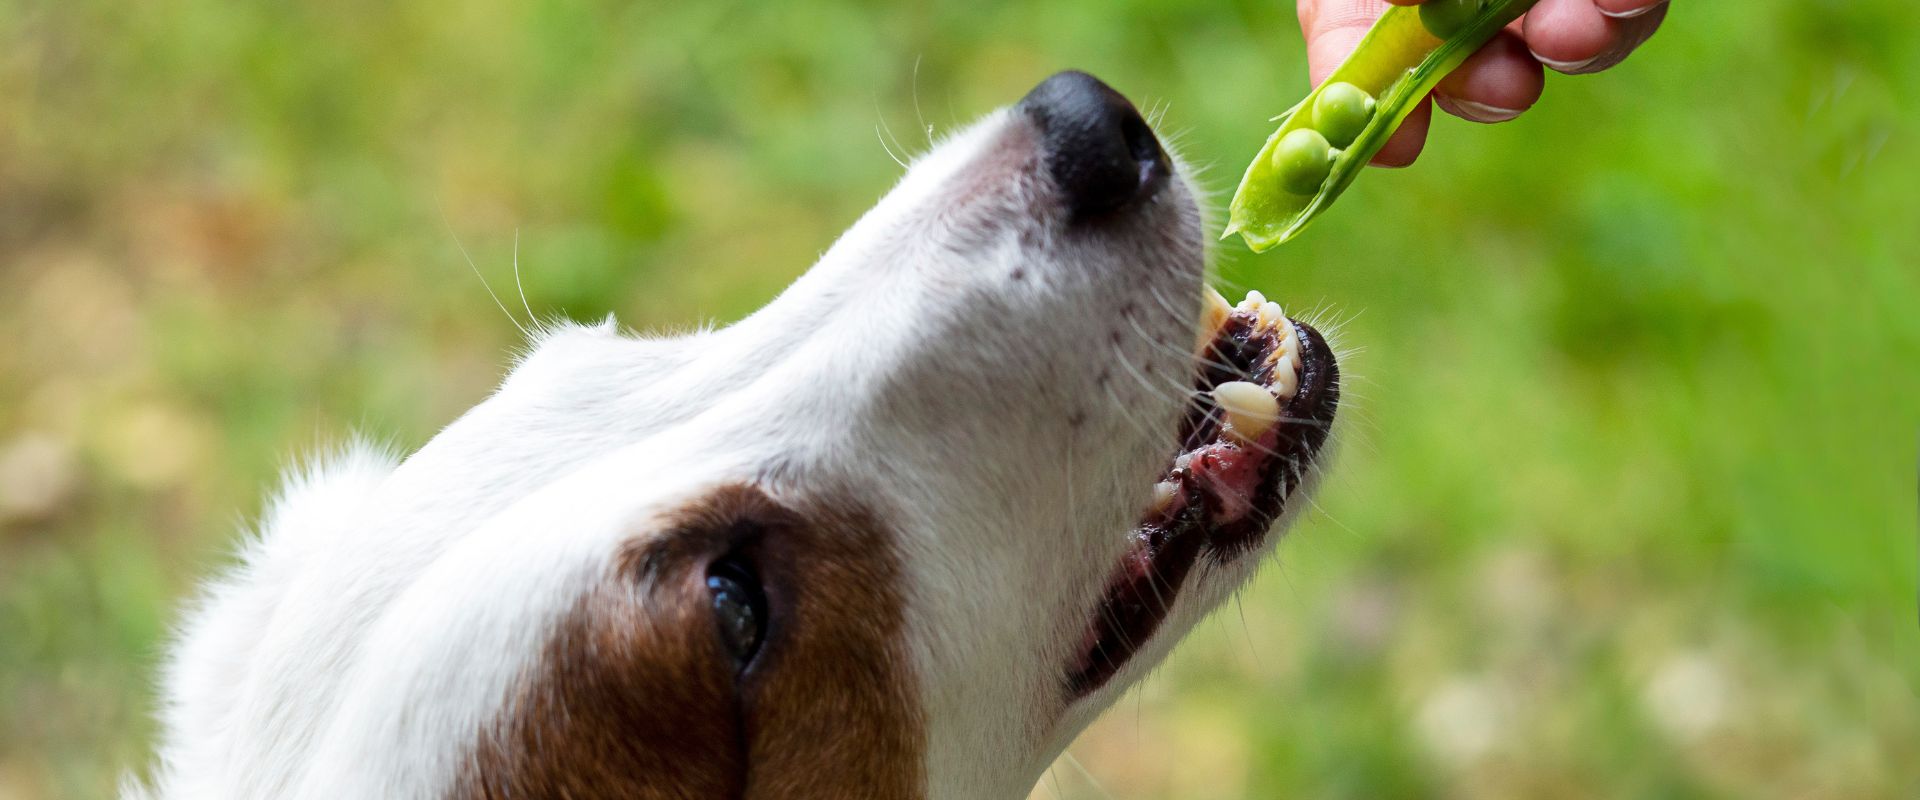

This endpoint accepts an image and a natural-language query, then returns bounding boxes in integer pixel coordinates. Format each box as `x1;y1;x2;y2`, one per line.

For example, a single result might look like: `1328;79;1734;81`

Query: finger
1297;0;1421;33
1303;0;1396;86
1433;31;1544;123
1370;96;1431;167
1577;2;1668;73
1591;0;1667;19
1524;0;1669;75
1522;0;1614;72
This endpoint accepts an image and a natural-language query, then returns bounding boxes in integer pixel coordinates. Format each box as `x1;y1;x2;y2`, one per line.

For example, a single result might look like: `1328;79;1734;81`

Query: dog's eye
705;557;767;668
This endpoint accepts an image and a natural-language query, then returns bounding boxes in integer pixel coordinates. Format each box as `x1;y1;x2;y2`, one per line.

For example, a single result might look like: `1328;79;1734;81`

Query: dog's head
157;72;1338;800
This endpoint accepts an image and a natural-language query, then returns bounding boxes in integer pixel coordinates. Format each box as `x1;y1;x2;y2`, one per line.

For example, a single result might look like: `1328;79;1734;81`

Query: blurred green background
2;1;1915;797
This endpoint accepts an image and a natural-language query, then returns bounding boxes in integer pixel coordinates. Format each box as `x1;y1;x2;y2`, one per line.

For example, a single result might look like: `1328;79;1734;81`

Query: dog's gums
1067;287;1339;697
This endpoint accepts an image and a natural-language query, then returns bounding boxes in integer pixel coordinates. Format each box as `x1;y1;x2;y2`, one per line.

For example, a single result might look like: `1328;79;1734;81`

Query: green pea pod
1225;0;1542;252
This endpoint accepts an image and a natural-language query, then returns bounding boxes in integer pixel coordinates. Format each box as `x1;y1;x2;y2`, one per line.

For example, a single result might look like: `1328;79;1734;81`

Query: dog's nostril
1016;70;1169;221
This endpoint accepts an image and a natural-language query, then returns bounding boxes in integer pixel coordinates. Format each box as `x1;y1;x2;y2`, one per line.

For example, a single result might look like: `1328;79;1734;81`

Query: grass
2;1;1916;797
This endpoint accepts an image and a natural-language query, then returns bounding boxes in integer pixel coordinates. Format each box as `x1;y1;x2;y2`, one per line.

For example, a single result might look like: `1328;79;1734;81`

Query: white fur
141;101;1330;799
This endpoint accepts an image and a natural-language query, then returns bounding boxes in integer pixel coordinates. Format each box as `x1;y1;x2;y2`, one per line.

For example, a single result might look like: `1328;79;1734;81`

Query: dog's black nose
1016;71;1168;221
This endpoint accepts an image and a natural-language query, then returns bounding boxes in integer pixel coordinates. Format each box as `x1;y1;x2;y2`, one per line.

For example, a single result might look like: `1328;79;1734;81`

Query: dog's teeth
1149;480;1180;514
1239;289;1268;312
1195;286;1234;355
1204;285;1233;315
1257;301;1284;330
1277;325;1301;360
1264;324;1301;375
1271;352;1301;399
1213;380;1280;444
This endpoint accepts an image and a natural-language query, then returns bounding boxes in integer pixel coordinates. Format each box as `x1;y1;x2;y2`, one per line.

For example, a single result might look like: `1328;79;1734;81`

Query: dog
136;71;1339;799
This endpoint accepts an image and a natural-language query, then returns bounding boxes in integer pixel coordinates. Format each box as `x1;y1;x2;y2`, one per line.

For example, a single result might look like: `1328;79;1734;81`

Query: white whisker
875;122;910;170
911;55;935;148
512;228;535;325
436;199;528;336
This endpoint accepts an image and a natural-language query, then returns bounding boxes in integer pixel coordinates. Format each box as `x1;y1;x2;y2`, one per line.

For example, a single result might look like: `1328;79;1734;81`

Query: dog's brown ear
454;484;925;800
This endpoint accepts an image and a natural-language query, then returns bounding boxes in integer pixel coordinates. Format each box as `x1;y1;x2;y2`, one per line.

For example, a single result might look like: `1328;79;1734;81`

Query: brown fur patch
454;485;924;799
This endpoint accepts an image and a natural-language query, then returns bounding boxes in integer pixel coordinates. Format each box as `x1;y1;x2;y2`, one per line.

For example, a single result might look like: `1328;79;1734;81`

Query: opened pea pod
1225;0;1543;252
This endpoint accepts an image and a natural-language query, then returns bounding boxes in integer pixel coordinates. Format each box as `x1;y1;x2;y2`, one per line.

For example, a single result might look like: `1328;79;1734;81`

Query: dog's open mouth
1067;287;1339;698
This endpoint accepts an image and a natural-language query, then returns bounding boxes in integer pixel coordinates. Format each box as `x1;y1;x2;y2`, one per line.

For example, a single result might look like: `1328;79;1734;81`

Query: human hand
1296;0;1669;166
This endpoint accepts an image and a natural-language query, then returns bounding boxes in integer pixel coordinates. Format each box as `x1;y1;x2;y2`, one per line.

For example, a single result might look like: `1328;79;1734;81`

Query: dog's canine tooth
1203;284;1233;314
1195;286;1234;355
1212;380;1281;444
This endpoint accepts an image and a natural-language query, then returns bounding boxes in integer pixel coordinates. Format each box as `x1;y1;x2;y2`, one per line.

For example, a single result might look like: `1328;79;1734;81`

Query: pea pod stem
1225;0;1542;252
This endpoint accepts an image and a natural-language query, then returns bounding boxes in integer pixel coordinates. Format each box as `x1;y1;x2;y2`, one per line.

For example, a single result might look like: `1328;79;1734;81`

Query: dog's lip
1064;296;1338;700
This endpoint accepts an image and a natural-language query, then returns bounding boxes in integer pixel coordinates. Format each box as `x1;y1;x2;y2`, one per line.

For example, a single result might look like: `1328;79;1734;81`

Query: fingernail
1599;0;1668;20
1436;96;1525;123
1529;48;1599;73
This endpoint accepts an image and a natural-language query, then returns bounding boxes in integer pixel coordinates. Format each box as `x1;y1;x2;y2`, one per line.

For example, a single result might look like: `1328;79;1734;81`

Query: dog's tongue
1187;438;1266;523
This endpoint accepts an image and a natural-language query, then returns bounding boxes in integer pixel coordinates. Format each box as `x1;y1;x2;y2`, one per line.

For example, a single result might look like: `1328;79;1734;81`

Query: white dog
138;71;1339;799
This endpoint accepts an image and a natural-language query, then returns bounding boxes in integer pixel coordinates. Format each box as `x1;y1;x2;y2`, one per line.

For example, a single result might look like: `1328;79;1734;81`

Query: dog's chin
1065;290;1340;700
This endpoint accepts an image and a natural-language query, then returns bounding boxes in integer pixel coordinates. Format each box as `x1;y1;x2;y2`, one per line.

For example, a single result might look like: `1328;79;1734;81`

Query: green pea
1420;0;1486;39
1272;128;1334;195
1312;82;1376;149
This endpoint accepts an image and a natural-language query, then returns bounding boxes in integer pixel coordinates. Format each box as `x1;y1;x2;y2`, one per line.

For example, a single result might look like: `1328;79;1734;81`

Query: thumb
1301;0;1422;86
1296;0;1432;167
